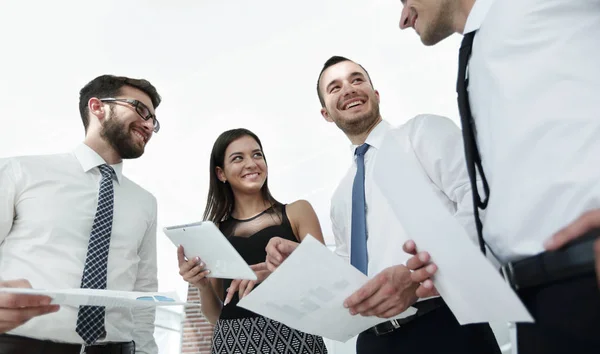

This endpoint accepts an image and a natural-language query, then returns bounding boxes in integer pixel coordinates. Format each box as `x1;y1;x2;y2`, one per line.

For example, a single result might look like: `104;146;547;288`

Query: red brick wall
181;284;215;354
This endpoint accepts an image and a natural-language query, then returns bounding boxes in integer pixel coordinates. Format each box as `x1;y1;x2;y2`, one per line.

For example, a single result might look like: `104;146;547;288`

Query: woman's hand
177;245;212;290
224;262;271;305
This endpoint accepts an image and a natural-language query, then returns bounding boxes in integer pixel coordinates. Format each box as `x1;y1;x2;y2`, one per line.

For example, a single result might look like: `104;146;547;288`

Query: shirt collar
73;143;123;184
463;0;495;34
349;120;390;155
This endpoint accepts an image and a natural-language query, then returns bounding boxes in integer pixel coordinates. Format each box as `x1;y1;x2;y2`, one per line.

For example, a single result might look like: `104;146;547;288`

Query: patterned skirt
211;316;328;354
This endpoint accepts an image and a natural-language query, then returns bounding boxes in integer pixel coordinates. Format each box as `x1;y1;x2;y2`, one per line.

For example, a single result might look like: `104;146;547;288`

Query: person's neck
232;193;271;220
83;136;122;165
454;0;476;34
347;116;382;145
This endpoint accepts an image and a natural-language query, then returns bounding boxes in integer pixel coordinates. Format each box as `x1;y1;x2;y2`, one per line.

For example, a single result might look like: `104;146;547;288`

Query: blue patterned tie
76;164;115;345
351;143;370;274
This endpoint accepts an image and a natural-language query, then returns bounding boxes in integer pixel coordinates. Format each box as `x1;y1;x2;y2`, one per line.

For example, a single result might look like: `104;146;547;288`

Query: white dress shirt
0;143;158;354
465;0;600;263
331;116;481;279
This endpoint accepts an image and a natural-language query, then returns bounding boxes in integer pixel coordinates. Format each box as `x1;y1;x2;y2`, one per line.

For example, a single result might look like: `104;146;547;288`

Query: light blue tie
76;164;115;345
351;143;370;274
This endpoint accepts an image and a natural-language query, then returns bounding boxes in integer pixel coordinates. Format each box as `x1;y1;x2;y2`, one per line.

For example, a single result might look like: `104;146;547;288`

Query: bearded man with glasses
0;74;162;354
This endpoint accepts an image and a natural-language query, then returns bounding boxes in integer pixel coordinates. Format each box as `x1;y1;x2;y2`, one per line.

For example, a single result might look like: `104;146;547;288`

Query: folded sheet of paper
0;288;197;308
372;128;533;324
238;235;417;342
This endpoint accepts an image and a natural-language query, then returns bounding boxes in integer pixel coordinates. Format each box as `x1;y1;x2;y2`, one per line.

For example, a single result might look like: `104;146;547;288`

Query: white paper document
0;288;197;308
372;129;533;324
238;235;417;342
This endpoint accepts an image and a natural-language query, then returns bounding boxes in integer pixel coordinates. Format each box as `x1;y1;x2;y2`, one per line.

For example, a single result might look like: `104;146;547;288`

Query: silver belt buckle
79;345;87;354
374;319;401;336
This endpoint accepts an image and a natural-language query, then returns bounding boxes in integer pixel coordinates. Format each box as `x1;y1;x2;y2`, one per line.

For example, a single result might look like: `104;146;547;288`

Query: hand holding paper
265;237;299;272
0;279;60;333
403;240;440;298
343;264;418;318
238;235;417;342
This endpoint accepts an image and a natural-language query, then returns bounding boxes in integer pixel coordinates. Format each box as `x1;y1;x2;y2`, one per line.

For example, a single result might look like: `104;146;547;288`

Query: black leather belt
367;297;445;336
501;228;599;291
0;334;135;354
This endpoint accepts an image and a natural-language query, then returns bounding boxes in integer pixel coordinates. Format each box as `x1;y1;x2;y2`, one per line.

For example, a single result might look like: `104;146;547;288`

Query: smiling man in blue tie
0;75;161;354
267;55;501;354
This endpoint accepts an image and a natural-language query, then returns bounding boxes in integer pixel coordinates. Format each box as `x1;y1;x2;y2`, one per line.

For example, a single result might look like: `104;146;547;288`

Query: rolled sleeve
408;114;483;245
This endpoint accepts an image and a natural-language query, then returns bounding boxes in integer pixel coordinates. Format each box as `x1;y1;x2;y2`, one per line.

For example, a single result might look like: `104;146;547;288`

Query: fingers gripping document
237;235;417;342
372;128;533;324
0;288;196;308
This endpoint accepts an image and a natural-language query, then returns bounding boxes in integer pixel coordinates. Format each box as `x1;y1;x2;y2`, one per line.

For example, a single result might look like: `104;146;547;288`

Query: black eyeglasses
100;98;160;133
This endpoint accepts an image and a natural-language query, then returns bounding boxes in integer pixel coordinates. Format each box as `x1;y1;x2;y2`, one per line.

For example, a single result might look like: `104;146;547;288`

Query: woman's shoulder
285;199;316;221
286;199;314;212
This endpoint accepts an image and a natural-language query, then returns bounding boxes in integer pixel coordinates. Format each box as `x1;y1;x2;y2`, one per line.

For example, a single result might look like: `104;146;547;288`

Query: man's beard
100;111;145;159
332;104;381;137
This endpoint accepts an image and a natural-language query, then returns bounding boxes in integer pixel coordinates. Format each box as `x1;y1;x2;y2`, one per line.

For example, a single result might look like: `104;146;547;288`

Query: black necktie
76;164;115;345
456;31;490;255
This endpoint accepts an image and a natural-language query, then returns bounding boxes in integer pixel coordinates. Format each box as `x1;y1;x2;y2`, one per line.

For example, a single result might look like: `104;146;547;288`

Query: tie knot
98;164;115;180
355;143;370;157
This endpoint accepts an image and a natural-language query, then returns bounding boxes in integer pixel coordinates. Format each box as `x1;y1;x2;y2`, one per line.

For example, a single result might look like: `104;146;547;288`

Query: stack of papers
0;288;197;308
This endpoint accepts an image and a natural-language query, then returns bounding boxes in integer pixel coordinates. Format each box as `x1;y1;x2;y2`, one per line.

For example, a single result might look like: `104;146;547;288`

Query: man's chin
339;111;371;123
419;30;451;46
336;118;377;137
421;37;439;46
118;145;145;159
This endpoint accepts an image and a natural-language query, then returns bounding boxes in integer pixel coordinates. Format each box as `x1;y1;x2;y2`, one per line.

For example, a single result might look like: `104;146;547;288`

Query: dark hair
316;56;374;107
203;128;281;224
78;75;161;131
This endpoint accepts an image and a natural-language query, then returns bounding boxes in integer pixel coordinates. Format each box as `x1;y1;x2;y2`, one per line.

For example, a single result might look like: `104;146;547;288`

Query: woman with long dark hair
177;128;328;354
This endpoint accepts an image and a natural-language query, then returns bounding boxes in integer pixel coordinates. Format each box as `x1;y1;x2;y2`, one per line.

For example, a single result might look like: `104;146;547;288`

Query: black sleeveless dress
211;204;328;354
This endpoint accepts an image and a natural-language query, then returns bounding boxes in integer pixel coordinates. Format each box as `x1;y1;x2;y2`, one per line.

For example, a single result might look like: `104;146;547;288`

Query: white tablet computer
163;221;257;281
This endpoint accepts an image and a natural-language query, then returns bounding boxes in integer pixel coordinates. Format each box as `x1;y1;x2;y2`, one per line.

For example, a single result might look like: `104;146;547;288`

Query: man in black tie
0;75;161;353
398;0;600;353
267;55;501;354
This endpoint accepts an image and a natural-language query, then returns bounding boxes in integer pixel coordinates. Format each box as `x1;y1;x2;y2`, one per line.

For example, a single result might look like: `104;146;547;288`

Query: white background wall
0;1;511;353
